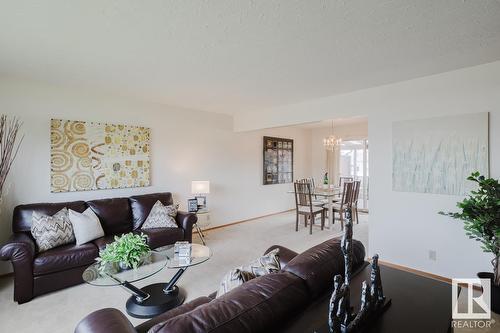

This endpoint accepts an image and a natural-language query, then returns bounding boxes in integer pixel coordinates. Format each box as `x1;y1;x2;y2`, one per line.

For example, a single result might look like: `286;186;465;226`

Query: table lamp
191;180;210;211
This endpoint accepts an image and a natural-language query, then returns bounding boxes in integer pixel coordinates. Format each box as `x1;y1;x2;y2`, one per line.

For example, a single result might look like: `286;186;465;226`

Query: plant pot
117;254;148;271
118;261;132;271
477;272;500;314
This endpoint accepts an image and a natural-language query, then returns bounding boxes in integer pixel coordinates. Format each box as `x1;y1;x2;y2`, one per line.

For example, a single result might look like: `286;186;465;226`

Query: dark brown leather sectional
75;237;366;333
0;192;197;304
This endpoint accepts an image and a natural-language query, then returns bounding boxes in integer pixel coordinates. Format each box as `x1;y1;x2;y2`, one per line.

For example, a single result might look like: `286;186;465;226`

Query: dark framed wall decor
187;198;198;212
263;136;293;185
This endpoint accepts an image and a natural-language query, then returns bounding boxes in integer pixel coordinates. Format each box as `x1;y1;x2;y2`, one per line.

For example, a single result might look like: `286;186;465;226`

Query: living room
0;2;499;333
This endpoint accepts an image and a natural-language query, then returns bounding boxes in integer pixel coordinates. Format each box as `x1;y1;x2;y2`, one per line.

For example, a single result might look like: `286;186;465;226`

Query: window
339;139;369;210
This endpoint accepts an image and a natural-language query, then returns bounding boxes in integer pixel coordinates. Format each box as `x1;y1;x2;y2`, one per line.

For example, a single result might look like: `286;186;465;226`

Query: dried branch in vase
0;115;23;198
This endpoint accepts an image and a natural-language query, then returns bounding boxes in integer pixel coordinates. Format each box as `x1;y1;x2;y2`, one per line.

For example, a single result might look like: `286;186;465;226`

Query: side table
194;209;210;245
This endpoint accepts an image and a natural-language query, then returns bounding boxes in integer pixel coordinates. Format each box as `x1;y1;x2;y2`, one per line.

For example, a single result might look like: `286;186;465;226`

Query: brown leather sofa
75;237;366;333
0;192;197;304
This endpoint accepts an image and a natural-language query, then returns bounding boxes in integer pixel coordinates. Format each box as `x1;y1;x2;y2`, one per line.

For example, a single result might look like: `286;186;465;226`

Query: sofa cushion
136;228;184;249
149;272;309;333
33;243;98;275
283;237;365;299
92;227;184;251
87;198;132;235
13;201;87;233
129;193;174;230
92;235;116;251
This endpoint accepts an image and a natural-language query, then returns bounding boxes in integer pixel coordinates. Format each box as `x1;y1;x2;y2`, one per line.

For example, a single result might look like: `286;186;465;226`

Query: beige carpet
0;211;368;333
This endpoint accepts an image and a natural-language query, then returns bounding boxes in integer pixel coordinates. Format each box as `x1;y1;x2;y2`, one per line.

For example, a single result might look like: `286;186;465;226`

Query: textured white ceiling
1;1;500;115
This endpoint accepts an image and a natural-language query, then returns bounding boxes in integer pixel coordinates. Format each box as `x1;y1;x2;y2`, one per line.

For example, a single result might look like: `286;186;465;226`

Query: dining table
288;186;341;229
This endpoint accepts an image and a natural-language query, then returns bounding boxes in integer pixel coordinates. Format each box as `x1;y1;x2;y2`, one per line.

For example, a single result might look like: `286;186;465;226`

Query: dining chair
304;178;329;206
294;181;325;234
308;178;319;200
337;176;353;198
332;181;354;230
351;180;361;224
338;176;354;188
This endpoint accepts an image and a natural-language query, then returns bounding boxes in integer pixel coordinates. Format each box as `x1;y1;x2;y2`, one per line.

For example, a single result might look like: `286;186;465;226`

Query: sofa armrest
0;233;36;303
136;296;212;333
75;308;136;333
0;232;36;262
264;245;298;268
175;211;197;243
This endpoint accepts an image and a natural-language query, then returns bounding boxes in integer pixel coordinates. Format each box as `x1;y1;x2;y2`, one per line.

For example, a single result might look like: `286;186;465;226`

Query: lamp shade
191;181;210;194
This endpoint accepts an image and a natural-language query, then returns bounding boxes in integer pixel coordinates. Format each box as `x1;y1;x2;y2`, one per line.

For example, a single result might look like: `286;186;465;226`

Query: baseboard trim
203;209;294;232
378;260;451;284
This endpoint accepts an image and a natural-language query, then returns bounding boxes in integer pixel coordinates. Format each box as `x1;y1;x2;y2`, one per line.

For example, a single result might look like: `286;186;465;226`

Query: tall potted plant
439;172;500;314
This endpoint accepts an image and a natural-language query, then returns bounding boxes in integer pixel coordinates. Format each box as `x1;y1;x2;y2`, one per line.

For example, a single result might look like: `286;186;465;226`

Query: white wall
234;61;500;279
0;77;311;274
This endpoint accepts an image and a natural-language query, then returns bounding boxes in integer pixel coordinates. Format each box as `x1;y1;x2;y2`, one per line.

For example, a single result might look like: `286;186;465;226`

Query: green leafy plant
97;233;150;270
439;172;500;286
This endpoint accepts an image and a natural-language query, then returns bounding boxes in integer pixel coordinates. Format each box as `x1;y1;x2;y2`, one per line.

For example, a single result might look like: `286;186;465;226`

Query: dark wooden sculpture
328;208;391;333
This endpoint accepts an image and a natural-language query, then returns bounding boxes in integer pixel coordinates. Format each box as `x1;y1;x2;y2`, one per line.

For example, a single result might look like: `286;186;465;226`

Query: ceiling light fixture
323;120;342;151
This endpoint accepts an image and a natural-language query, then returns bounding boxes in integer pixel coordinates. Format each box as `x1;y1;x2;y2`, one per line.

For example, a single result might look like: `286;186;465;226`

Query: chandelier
323;120;342;151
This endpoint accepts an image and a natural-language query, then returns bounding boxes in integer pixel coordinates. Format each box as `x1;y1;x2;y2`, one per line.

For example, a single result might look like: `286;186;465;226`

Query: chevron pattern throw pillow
216;269;256;298
241;248;281;277
215;248;281;298
31;208;76;252
142;200;178;229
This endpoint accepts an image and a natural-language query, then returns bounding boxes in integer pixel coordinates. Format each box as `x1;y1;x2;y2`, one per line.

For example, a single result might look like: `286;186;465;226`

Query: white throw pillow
68;208;105;245
142;200;178;229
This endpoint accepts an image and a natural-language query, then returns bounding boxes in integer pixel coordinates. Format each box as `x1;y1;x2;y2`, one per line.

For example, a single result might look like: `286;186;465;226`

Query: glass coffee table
83;243;212;319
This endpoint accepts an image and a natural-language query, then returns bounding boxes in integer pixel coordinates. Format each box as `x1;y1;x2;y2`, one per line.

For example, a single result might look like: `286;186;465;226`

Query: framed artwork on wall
263;136;293;185
392;112;489;195
187;199;199;213
50;119;151;193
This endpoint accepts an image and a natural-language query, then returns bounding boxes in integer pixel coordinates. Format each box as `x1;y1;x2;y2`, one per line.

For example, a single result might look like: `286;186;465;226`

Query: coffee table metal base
125;284;186;319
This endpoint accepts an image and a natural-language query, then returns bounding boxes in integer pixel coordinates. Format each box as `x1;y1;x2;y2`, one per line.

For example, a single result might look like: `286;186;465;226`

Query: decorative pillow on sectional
214;249;281;298
68;208;105;245
142;200;178;229
240;248;281;277
31;208;75;252
216;269;256;298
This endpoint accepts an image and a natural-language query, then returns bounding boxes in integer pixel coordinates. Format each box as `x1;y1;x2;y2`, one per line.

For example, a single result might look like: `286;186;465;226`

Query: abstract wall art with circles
50;119;150;192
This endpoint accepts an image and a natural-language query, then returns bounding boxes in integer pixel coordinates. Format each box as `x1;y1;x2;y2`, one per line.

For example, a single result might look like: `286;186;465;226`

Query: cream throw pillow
68;208;105;245
142;200;178;229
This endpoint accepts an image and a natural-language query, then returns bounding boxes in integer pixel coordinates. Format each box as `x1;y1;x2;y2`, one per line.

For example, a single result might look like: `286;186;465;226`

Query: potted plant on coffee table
439;172;500;314
97;233;151;271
